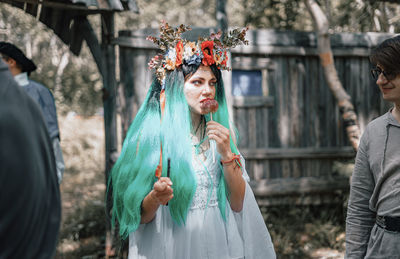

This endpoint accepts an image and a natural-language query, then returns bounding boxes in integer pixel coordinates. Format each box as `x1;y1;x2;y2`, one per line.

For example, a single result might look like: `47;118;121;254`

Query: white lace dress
128;142;276;259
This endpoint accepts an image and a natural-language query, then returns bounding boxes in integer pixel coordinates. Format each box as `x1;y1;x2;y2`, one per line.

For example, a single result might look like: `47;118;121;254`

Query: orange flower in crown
147;21;249;85
175;41;183;67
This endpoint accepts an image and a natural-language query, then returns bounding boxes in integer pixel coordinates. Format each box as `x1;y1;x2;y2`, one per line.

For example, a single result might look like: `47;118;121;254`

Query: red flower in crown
175;41;183;67
201;41;215;66
221;51;228;66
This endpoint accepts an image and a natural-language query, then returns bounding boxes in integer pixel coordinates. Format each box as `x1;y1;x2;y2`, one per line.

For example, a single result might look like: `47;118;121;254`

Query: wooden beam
375;0;400;3
112;36;157;49
0;0;115;13
249;176;350;197
233;96;274;108
241;147;356;159
113;36;387;58
256;192;347;206
101;12;119;258
101;12;118;177
233;45;380;57
231;56;275;70
81;17;104;75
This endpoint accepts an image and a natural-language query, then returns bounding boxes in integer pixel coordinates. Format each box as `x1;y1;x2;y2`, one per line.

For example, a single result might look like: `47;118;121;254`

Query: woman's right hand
151;177;173;205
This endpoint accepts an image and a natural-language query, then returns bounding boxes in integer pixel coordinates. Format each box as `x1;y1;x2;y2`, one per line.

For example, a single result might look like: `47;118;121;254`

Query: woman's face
184;65;217;115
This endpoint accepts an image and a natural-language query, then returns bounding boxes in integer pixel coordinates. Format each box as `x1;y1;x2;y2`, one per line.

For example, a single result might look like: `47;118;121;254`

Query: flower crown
147;21;249;85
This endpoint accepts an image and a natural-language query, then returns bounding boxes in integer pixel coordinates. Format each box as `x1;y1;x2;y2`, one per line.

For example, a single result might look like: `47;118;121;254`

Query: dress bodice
190;145;220;210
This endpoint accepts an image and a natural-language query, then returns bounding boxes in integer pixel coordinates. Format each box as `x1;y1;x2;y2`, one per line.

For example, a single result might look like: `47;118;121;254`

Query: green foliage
116;0;217;31
2;0;400;116
0;4;102;116
229;0;311;31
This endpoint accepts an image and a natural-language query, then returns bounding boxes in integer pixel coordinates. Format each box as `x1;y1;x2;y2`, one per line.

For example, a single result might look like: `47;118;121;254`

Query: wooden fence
114;29;393;205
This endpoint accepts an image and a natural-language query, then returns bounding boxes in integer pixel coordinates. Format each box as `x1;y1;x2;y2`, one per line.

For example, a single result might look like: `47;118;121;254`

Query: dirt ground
54;115;346;259
55;114;107;258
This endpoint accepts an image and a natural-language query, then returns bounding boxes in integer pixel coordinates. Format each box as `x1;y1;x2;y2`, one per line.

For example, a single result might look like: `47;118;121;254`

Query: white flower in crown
182;42;196;60
164;48;177;70
213;48;223;65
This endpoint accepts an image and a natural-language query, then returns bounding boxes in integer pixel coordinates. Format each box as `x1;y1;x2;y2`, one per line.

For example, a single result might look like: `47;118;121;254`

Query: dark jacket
0;60;61;259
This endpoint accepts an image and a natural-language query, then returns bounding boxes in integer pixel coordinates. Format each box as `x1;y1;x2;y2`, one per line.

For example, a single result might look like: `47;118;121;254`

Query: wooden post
216;0;233;123
101;12;119;258
216;0;228;33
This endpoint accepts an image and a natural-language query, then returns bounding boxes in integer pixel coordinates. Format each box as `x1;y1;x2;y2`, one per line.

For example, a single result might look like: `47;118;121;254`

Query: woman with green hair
110;23;276;259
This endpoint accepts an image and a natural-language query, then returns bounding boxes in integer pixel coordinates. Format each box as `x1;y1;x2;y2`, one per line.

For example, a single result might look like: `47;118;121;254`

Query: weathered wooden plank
263;159;270;179
248;108;257;148
231;56;276;70
232;96;274;108
306;57;316;146
241;147;356;160
277;57;290;148
256;192;346;206
145;50;157;85
281;159;290;178
269;160;281;179
132;49;151;105
252;160;264;181
24;2;38;16
118;29;394;50
236;107;248;148
289;58;302;147
267;59;280;148
255;107;268;148
245;159;254;180
291;159;301;178
233;45;385;57
119;47;136;137
249;177;349;197
5;0;109;12
334;57;345;146
315;57;323;147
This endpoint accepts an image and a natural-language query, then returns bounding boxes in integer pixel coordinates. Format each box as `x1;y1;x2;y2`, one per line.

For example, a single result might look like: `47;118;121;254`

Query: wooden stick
210;113;215;163
166;158;171;206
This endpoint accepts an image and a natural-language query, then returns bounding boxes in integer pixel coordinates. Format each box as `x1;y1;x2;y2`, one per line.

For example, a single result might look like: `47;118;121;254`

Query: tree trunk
54;50;70;102
305;0;361;151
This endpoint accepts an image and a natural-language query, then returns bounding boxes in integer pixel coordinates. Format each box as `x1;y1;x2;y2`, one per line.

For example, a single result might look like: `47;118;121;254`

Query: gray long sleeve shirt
14;72;65;183
345;110;400;258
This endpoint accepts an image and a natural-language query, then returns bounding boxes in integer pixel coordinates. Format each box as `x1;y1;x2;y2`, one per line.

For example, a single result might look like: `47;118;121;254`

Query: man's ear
7;58;17;68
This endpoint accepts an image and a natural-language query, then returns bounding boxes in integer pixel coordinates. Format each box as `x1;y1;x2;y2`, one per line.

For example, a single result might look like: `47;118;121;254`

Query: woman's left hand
206;121;233;160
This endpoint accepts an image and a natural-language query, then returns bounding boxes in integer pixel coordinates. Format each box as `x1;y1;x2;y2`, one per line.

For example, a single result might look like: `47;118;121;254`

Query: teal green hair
110;64;240;239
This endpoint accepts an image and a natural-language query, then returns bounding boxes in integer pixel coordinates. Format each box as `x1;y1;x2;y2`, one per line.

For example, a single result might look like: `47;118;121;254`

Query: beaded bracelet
220;154;242;167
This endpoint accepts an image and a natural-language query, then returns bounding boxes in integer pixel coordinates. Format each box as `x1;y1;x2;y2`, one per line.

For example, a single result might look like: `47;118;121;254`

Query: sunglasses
370;67;398;81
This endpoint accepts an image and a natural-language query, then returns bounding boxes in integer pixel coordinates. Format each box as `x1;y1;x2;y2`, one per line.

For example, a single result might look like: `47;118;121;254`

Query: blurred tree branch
305;0;361;151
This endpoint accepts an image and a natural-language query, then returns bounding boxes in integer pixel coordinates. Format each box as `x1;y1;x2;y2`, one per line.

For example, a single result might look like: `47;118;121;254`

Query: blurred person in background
0;41;65;183
345;35;400;258
0;58;61;258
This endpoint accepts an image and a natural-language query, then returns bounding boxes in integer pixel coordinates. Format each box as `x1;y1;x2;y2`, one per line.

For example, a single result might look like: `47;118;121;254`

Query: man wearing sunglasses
346;36;400;258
